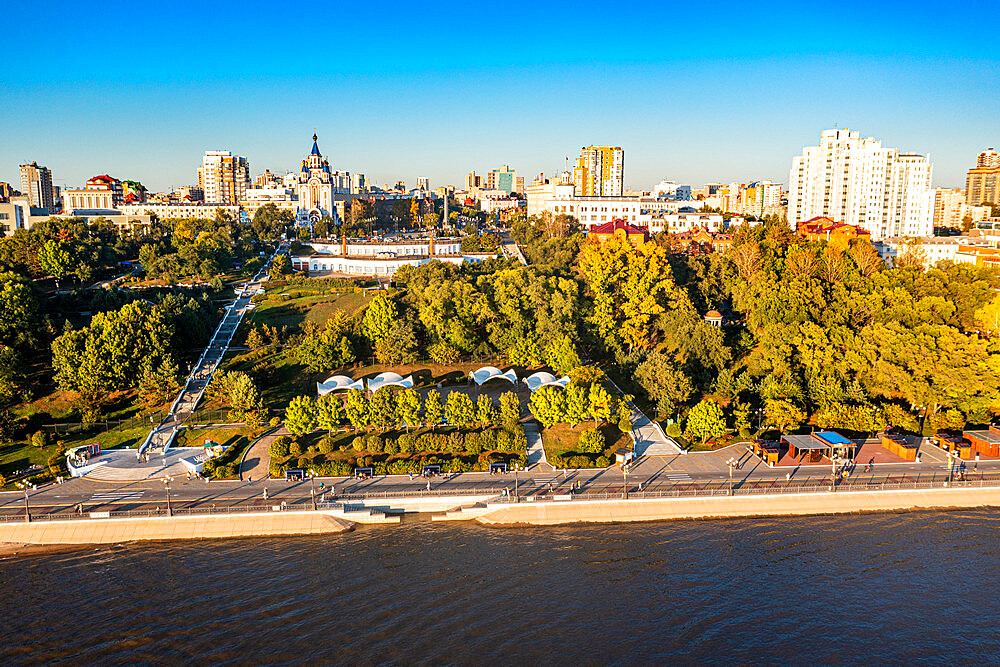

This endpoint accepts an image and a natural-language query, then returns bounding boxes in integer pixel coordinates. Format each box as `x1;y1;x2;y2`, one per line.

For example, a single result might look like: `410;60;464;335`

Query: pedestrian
263;488;268;501
248;475;252;484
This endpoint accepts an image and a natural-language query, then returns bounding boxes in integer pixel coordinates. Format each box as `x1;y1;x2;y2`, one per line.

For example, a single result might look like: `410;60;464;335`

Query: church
297;133;334;222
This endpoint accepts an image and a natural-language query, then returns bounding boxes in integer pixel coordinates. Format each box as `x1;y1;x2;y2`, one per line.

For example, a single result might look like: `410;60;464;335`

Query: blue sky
2;0;998;193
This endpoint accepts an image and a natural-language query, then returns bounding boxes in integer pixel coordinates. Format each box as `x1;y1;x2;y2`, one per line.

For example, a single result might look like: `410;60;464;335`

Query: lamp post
946;450;956;486
17;481;31;523
513;464;519;503
163;476;173;516
308;470;318;511
830;456;840;492
726;457;738;496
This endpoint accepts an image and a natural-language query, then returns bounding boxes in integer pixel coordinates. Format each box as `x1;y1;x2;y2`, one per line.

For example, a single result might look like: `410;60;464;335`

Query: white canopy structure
470;366;518;387
316;375;364;396
523;371;571;393
367;372;415;393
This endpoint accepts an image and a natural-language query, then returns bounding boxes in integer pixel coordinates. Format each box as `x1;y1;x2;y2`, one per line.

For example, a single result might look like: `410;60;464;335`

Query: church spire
310;133;321;157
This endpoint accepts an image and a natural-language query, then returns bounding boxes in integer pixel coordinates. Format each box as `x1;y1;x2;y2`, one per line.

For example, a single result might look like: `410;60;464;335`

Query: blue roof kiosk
782;431;857;463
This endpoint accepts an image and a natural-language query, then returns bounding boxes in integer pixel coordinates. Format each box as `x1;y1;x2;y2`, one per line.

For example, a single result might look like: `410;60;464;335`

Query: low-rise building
290;236;491;276
120;202;242;220
875;235;997;267
587;219;649;246
646;210;724;234
796;216;871;248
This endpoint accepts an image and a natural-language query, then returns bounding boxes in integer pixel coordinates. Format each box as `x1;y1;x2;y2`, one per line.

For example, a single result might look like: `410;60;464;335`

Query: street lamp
162;476;173;516
726;457;739;496
308;470;318;511
946;450;957;486
830;456;841;492
16;481;31;523
513;464;519;503
621;461;629;499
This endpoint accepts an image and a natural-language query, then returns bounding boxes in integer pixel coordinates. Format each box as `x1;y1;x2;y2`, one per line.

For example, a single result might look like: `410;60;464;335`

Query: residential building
965;148;1000;205
255;170;282;187
573;146;624;196
63;175;123;212
0;182;17;201
796;216;871;249
788;128;934;238
480;195;524;215
654;180;678;198
173;185;204;202
19;161;55;210
647;210;724;234
514;176;525;194
352;173;367;195
486;165;517;194
466;171;482;190
0;197;34;237
120;202;241;220
121;180;147;203
526;181;698;229
245;186;298;215
199;150;250;205
876;235;997;268
587;219;648;246
934;188;992;228
416;177;429;191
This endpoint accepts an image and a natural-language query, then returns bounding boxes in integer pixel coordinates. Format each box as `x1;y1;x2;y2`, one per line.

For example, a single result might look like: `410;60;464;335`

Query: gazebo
316;375;364;396
470;366;518;386
523;371;571;393
367;372;415;393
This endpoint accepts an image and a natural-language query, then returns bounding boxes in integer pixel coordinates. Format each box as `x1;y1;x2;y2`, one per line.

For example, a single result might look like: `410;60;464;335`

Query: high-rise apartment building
19;162;55;210
352;173;367;195
965;148;1000;206
788;129;934;238
573;146;624;197
466;171;482;190
198;150;250;205
416;177;429;191
255;169;282;187
487;165;516;194
934;188;992;228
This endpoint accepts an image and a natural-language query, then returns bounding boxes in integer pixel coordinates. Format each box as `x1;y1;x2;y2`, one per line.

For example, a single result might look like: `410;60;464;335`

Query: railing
43;413;167;436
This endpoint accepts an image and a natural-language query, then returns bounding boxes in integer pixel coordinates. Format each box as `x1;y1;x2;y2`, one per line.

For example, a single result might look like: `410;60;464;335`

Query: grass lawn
250;290;370;329
0;440;65;489
541;422;630;464
175;427;252;450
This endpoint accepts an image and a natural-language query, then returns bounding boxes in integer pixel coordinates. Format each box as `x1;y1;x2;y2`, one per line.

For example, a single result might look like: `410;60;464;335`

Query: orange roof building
589;218;649;246
796;216;871;248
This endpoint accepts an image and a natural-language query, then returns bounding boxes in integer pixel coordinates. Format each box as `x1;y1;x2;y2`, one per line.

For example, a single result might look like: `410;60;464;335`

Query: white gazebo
523;371;571;393
316;375;364;396
367;372;415;393
470;366;518;387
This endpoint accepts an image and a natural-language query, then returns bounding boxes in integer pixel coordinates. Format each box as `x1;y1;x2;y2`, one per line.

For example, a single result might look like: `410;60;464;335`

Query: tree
578;428;605;454
396;388;422;429
499;391;520;427
764;398;805;432
635;352;694;417
269;253;292;280
229;373;264;424
476;394;499;426
685;399;727;444
975;293;1000;337
316;393;344;432
369;388;397;432
564;383;589;427
285;395;317;435
544;335;582;375
730;243;762;281
362;292;398;344
588;383;614;424
137;358;181;411
0;345;23;406
345;388;369;430
445;391;475;428
529;386;567;428
425;389;444;429
245;327;266;350
38;239;73;286
31;431;48;448
0;272;39;347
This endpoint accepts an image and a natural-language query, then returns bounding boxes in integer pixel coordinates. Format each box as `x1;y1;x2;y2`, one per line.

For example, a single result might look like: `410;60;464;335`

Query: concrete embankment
0;510;354;547
474;486;1000;526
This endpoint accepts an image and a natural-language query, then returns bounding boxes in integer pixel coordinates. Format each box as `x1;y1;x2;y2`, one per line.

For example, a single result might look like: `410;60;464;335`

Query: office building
63;175;124;212
574;146;624;197
198;150;250;205
416;177;429;191
352;173;367;195
966;148;1000;206
19;162;55;210
486;165;517;194
788;128;934;238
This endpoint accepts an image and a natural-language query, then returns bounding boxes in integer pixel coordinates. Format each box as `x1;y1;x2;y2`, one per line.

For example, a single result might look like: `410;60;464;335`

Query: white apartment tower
788;129;934;238
198;150;250;205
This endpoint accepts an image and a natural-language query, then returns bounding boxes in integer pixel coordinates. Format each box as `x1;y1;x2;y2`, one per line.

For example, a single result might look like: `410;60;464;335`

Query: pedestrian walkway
239;427;287;481
630;408;683;456
524;423;552;470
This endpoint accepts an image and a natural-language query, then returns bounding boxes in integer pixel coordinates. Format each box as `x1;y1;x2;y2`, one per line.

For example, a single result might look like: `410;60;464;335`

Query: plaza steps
84;462;191;482
325;505;399;524
431;502;498;521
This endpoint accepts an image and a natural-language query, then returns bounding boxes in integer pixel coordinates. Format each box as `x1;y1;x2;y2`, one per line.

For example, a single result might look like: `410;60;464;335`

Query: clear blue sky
3;0;998;193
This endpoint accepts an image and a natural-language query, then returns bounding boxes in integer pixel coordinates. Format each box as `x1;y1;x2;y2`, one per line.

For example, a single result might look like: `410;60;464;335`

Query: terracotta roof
705;310;723;319
590;218;648;235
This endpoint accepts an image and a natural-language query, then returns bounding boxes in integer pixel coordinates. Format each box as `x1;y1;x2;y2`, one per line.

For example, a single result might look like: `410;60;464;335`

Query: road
6;444;999;520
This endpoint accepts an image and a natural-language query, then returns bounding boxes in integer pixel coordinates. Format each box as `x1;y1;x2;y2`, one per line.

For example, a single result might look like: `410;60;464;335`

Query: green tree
578;428;605;454
38;239;73;286
544;335;582;375
137;358;181;411
362;292;399;344
425;389;444;429
345;388;369;430
0;272;39;348
764;399;805;432
230;373;265;424
396;388;422;429
476;394;499;426
269;253;292;280
588;383;614;424
445;391;475;428
285;395;317;435
564;383;589;427
635;352;694;417
685;399;727;444
529;386;567;428
316;393;344;432
369;388;397;432
499;391;520;427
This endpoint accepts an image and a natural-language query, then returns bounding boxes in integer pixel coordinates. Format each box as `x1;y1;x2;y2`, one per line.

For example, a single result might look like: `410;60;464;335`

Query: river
2;510;999;664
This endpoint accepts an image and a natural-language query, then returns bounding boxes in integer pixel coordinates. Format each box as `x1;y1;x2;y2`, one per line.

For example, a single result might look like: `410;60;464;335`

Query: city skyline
2;2;998;193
